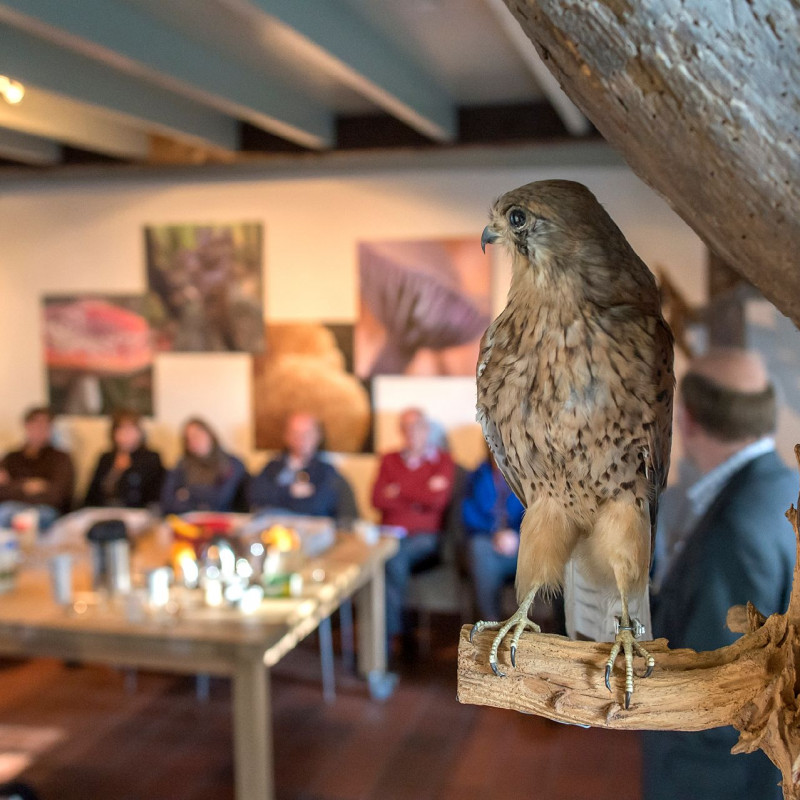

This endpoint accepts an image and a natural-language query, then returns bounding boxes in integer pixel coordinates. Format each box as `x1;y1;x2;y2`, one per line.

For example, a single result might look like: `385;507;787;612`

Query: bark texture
503;0;800;325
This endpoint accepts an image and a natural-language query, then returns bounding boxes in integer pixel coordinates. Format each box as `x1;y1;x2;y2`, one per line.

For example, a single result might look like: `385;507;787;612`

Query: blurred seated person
0;406;74;530
463;454;524;621
84;410;164;509
372;408;455;642
249;412;358;524
161;417;247;515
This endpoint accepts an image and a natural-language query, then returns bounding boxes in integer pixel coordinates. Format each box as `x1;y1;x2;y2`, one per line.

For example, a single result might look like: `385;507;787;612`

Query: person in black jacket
84;410;164;509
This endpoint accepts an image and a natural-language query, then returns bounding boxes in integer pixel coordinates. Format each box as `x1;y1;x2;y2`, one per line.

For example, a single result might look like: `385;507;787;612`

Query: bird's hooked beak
481;225;499;253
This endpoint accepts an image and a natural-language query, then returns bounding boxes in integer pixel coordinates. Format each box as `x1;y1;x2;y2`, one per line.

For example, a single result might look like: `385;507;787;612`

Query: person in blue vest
249;412;357;525
643;348;797;800
462;453;525;621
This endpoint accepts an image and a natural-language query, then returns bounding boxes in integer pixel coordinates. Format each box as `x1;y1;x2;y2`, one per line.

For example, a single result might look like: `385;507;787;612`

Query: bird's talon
469;620;502;644
472;594;538;679
606;622;655;706
490;661;505;678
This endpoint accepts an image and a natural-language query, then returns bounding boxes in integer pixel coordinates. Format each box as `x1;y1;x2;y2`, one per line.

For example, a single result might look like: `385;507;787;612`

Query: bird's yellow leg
470;587;541;677
604;593;655;709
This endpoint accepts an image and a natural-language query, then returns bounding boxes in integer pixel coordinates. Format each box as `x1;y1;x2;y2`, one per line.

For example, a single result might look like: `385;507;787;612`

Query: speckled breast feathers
477;180;674;593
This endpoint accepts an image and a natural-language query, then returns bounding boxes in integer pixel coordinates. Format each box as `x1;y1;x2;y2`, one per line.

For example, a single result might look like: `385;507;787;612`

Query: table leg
355;566;398;700
196;673;210;703
339;598;356;673
355;564;388;676
318;616;336;704
232;657;273;800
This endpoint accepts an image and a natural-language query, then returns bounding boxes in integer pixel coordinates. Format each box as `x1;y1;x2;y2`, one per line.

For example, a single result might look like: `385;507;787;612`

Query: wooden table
0;534;398;800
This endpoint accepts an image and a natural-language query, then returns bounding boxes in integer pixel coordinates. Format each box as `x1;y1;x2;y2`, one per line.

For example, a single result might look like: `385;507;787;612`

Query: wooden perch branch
458;445;800;799
458;618;776;730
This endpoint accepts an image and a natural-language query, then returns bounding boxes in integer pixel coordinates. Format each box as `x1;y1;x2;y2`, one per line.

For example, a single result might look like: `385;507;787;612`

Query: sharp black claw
490;661;506;678
604;664;611;692
625;690;632;709
644;663;654;679
469;624;478;643
510;645;516;668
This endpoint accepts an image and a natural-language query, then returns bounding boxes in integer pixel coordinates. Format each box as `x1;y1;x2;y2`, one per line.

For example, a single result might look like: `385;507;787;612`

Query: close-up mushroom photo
253;322;371;453
43;295;155;415
355;238;492;377
144;222;264;354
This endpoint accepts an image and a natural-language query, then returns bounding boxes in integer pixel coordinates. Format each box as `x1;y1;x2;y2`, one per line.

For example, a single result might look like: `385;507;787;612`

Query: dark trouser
641;728;782;800
0;502;59;531
385;532;439;638
467;535;517;620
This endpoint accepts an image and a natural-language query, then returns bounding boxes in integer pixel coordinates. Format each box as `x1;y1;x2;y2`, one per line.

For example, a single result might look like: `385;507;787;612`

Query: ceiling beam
0;87;149;160
0;127;60;165
0;141;622;186
0;21;239;150
221;0;457;143
484;0;591;137
0;0;332;150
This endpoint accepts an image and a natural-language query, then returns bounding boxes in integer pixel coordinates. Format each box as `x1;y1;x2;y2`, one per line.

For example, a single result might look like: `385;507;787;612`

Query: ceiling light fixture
0;76;25;105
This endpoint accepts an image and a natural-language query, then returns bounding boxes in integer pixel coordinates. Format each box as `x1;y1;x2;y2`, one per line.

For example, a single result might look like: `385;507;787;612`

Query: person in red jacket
372;408;455;644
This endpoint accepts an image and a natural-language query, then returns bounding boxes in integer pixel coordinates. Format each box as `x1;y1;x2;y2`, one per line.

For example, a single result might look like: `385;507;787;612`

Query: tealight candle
240;584;264;615
147;567;171;608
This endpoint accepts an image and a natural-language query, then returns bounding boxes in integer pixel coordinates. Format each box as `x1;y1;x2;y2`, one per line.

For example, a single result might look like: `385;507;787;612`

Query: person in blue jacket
462;454;525;620
249;412;357;524
161;417;248;514
643;348;796;800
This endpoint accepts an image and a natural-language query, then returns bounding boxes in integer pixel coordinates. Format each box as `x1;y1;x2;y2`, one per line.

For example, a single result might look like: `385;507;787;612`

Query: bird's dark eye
508;208;527;230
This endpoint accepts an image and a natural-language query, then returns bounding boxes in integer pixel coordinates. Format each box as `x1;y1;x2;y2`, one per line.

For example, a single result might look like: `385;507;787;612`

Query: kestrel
474;179;674;707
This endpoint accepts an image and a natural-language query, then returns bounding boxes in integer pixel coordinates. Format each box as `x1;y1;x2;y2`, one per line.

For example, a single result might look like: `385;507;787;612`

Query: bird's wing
644;318;675;558
476;326;529;508
476;405;527;508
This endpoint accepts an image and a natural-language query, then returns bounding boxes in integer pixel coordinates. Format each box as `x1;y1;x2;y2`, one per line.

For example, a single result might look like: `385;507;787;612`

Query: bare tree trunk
502;0;800;326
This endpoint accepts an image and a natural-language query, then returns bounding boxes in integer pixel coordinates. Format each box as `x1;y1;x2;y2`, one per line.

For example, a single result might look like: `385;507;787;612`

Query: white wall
0;146;708;499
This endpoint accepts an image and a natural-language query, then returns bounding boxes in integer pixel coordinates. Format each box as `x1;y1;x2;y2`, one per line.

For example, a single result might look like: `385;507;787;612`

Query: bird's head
482;179;616;280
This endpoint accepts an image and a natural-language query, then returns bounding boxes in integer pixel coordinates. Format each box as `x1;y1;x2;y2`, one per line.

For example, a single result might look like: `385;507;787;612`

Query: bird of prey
474;179;673;708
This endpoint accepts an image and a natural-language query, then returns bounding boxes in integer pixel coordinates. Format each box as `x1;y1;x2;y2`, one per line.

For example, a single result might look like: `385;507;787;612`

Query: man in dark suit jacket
643;348;797;800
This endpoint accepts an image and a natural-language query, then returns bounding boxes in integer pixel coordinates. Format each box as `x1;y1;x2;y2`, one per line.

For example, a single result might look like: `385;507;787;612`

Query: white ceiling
0;0;591;167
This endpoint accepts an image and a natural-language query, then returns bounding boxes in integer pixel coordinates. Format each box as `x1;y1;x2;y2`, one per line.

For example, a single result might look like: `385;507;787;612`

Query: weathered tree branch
501;0;800;327
458;445;800;798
